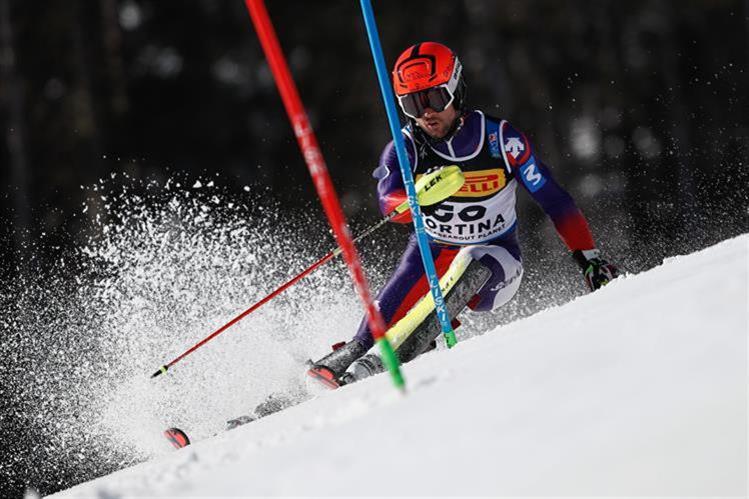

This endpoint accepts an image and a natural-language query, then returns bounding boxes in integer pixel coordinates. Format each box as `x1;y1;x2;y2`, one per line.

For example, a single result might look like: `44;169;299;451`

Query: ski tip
306;366;342;389
164;427;190;449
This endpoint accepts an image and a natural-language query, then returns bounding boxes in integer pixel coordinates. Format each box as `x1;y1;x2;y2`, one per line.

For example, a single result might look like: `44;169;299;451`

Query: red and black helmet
392;42;466;119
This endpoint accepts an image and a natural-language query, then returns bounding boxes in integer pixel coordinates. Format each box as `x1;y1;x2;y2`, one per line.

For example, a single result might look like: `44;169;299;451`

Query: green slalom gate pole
359;0;457;347
244;0;404;389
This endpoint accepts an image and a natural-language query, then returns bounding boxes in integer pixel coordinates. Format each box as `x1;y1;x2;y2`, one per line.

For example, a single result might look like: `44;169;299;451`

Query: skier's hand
572;249;619;291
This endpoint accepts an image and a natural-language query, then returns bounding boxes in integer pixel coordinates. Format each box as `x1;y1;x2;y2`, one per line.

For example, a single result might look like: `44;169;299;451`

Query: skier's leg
344;250;492;383
309;235;458;380
344;240;523;383
389;254;492;361
391;241;524;354
353;236;459;348
464;243;523;312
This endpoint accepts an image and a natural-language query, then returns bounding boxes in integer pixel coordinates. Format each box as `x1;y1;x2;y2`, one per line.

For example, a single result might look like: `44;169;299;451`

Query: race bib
423;179;518;244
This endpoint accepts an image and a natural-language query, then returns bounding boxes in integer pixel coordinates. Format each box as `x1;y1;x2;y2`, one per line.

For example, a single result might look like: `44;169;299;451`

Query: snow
48;235;747;497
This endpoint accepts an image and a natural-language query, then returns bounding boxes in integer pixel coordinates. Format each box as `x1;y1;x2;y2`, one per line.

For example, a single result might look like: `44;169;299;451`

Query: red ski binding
164;427;190;449
306;365;342;389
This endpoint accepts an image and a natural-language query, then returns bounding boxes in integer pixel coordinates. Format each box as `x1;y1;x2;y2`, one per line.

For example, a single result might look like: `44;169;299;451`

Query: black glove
572;249;619;291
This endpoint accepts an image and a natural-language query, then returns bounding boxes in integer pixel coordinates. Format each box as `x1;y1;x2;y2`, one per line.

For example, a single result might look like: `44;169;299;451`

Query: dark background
0;0;747;496
2;0;747;273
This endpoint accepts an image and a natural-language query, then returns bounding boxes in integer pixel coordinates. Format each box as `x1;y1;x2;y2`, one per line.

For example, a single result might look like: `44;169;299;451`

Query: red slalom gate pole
243;0;404;389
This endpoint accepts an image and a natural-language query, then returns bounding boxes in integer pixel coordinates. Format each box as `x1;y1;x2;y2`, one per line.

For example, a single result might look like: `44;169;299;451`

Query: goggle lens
397;86;454;119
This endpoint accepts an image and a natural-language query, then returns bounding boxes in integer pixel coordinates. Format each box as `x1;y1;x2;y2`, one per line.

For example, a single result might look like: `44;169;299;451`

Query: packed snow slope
50;235;747;498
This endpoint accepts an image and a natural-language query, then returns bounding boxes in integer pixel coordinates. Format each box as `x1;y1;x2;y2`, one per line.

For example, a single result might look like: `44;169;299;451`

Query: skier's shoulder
480;113;533;168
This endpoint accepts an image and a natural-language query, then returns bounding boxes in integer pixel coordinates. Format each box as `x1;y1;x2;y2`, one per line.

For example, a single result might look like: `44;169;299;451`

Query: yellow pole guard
385;251;472;349
395;165;465;213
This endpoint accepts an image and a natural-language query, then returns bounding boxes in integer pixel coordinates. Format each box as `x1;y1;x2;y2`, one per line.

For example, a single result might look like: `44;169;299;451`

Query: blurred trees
0;0;747;270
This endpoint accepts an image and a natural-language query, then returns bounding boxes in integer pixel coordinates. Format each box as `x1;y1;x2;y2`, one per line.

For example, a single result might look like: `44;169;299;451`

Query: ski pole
149;208;393;378
150;166;464;378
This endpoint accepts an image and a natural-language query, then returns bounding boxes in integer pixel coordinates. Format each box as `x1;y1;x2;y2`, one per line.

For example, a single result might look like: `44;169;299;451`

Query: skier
308;41;618;388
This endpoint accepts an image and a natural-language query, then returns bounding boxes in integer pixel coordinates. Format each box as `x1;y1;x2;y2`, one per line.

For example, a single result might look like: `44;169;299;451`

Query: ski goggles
397;85;455;119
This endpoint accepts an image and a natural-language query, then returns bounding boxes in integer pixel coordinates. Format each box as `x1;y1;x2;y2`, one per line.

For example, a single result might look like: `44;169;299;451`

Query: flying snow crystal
0;175;370;493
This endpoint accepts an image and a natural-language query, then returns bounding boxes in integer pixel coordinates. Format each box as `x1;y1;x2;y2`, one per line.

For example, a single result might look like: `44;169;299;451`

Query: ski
164;427;190;449
163;391;302;449
306;365;344;389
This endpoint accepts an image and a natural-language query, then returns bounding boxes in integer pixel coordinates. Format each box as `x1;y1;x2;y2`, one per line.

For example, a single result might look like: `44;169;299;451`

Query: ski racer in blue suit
308;42;619;387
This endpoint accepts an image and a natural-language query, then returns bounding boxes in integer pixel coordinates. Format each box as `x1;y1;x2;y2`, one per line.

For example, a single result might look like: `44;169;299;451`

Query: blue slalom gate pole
358;0;457;347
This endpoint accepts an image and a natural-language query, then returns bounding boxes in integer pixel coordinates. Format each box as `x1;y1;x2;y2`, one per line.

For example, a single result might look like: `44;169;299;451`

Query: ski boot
342;338;437;385
341;353;384;384
307;340;367;389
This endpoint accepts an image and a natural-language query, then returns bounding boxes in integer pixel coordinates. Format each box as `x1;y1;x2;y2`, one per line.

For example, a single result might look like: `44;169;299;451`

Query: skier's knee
471;265;523;312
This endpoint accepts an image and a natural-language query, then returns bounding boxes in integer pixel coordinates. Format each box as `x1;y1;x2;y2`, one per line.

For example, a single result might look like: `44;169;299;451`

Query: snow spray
0;173;373;494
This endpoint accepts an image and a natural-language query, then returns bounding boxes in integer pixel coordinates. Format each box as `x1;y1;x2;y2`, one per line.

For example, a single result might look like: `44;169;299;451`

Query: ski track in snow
47;234;748;497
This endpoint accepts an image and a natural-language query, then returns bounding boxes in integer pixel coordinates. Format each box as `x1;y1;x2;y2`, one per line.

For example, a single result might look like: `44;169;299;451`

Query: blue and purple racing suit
353;110;596;349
